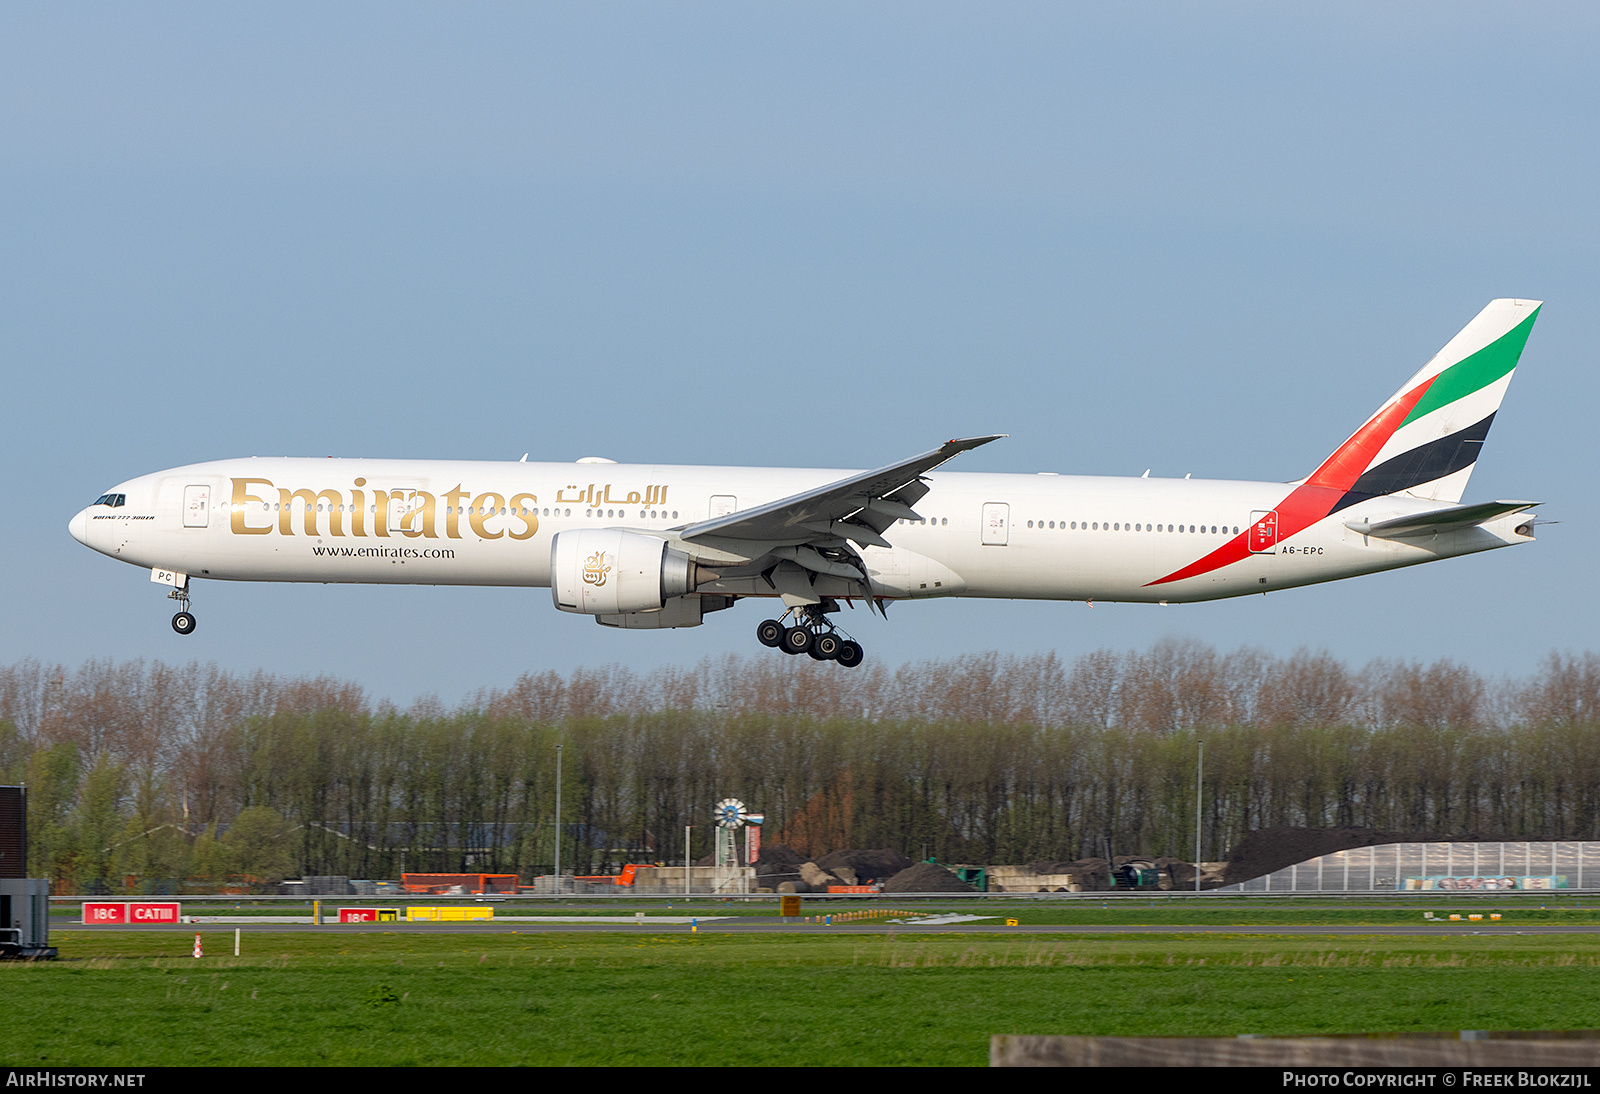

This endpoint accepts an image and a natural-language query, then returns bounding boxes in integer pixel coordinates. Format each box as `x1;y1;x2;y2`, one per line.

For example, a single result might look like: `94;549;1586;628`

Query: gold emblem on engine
582;550;611;587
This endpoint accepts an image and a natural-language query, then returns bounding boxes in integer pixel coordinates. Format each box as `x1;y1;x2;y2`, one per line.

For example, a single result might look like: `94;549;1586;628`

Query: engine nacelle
551;529;696;615
597;594;734;630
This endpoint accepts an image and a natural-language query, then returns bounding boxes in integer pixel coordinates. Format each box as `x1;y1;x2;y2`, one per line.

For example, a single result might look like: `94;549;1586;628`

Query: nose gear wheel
167;584;197;637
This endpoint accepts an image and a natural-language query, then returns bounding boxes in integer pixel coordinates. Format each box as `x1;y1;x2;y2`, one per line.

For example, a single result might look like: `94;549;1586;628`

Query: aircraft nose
69;508;90;546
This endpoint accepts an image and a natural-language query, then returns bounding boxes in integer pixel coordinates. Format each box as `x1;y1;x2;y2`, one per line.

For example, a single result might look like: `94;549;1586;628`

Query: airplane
69;299;1544;668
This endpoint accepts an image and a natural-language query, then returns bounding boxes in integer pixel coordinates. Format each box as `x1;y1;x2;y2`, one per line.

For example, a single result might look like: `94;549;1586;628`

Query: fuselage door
183;485;211;528
710;495;737;519
981;502;1009;546
1248;510;1279;553
388;492;408;531
389;490;423;536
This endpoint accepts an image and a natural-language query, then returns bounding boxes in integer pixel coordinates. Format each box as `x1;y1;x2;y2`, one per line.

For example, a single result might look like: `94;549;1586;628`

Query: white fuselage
69;456;1532;606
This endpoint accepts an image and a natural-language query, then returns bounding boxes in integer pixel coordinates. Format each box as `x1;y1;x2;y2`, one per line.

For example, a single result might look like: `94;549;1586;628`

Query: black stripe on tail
1332;412;1495;513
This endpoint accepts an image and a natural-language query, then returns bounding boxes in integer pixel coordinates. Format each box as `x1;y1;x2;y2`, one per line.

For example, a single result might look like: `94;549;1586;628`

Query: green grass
9;930;1600;1066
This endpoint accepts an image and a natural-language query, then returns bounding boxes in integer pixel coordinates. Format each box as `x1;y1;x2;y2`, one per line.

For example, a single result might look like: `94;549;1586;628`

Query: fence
1220;841;1600;892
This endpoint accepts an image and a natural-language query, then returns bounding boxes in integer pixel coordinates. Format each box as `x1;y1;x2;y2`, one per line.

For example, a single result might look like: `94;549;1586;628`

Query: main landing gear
168;585;197;636
756;605;864;668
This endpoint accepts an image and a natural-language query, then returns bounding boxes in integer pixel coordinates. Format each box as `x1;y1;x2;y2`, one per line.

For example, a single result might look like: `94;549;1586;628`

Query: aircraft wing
681;435;1004;551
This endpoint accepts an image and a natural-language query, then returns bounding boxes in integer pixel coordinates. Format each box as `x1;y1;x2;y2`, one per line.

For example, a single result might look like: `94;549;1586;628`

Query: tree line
1;641;1597;892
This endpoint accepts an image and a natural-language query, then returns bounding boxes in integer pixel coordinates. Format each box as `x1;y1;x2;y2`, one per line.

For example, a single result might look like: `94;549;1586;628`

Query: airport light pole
684;825;696;897
1195;739;1204;894
554;742;563;895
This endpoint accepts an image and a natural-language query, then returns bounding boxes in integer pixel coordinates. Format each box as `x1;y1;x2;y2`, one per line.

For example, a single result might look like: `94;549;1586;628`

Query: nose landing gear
167;582;197;636
755;604;864;668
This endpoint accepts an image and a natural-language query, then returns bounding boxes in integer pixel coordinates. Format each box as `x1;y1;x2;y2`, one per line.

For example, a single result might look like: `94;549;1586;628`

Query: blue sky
4;3;1595;703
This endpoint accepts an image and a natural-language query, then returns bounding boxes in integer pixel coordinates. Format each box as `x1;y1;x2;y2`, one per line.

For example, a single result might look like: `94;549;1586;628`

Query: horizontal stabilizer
1344;500;1538;539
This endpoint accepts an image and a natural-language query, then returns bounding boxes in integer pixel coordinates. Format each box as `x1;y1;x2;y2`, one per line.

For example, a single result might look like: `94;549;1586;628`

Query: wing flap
770;544;872;580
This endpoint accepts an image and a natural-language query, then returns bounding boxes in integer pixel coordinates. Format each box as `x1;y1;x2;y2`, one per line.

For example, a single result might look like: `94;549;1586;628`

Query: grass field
10;928;1600;1066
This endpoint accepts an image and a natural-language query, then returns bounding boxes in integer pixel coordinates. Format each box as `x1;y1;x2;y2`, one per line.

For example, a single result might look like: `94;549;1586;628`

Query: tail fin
1304;299;1541;504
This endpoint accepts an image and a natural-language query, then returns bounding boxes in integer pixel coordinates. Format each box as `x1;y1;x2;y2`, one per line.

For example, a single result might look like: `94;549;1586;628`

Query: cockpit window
93;494;126;508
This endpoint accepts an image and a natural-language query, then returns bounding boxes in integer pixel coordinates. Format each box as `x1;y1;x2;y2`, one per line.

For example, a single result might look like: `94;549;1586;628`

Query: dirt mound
1223;826;1491;884
754;859;806;887
754;843;807;866
814;848;913;883
1024;858;1110;889
1020;856;1209;890
880;862;976;894
1026;859;1092;875
1153;856;1201;888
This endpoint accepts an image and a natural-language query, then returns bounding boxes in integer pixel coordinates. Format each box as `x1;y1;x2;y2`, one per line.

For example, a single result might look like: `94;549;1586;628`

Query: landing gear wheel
756;619;784;648
835;640;864;668
812;633;842;660
781;626;813;655
171;612;197;636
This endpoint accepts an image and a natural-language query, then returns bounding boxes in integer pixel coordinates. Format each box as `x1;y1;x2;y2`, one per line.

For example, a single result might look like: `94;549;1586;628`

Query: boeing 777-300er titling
70;299;1544;667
